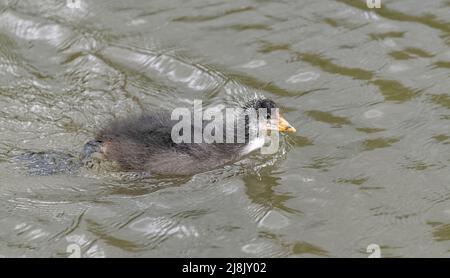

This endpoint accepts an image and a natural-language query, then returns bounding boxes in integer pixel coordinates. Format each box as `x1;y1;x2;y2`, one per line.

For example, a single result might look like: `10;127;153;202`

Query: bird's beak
277;114;296;133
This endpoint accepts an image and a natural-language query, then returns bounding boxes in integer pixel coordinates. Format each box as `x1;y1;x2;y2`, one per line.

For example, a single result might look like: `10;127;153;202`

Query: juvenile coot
81;97;295;176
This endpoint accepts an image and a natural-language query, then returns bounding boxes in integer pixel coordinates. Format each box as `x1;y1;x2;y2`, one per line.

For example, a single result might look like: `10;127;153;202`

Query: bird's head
243;98;296;135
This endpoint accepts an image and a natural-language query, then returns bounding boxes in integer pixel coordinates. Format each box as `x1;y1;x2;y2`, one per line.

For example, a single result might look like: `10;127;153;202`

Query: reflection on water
0;0;450;257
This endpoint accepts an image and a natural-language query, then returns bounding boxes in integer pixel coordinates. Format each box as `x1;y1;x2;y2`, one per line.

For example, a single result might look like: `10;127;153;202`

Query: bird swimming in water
80;97;295;176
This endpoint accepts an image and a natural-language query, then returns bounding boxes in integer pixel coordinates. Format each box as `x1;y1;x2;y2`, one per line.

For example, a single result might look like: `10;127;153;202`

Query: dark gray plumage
94;112;244;175
82;98;294;176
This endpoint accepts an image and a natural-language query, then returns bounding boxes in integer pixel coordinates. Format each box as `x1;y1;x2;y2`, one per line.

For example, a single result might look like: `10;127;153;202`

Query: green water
0;0;450;257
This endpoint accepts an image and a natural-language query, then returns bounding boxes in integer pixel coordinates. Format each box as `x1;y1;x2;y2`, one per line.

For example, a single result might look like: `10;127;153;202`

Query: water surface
1;0;450;257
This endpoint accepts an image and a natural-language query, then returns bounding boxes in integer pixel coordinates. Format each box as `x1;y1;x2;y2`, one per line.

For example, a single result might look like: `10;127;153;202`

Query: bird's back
95;111;245;175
